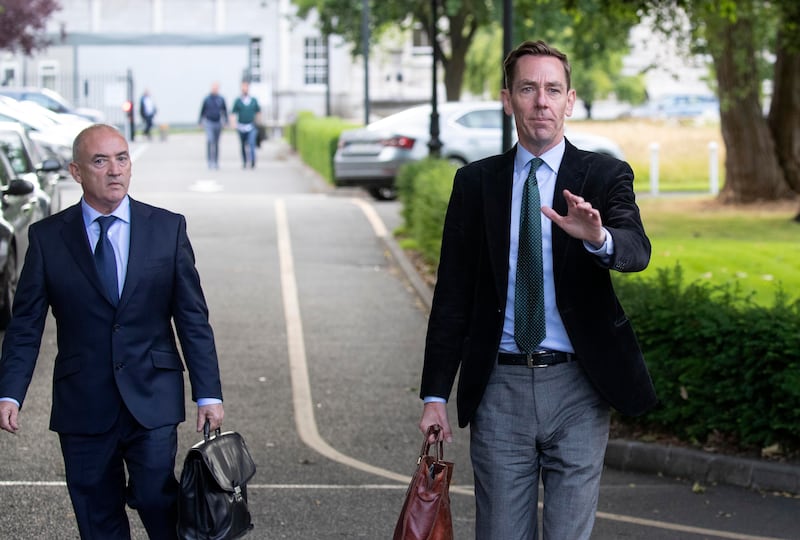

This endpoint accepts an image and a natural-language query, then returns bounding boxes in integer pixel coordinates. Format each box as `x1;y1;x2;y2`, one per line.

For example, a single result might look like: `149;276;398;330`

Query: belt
497;350;575;368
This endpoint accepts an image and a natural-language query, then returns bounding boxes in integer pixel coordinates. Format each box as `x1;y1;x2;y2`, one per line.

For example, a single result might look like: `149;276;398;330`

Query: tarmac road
0;131;797;539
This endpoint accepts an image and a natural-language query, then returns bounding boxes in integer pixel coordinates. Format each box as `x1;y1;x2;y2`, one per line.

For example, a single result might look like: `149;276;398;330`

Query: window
0;64;18;86
248;38;262;83
304;37;327;85
456;109;503;130
38;62;59;90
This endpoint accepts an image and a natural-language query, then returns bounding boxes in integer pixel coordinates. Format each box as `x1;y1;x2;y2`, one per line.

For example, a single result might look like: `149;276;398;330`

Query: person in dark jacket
139;89;157;140
418;40;657;540
198;82;228;169
0;124;225;539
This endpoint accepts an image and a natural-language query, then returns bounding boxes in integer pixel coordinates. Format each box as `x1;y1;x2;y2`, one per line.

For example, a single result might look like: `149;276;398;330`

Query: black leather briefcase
177;422;257;539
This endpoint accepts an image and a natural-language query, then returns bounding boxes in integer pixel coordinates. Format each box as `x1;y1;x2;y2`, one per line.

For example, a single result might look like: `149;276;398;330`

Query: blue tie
94;216;118;305
514;158;546;352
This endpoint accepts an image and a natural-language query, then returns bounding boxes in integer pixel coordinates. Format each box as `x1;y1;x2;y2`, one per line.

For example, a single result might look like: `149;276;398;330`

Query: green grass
623;196;800;305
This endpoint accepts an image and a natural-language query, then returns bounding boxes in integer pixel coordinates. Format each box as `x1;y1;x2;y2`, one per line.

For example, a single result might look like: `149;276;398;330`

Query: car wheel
367;187;398;201
0;245;17;330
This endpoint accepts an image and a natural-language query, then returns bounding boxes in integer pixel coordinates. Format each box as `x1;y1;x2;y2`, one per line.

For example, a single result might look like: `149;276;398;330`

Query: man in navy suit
0;123;224;539
419;41;657;539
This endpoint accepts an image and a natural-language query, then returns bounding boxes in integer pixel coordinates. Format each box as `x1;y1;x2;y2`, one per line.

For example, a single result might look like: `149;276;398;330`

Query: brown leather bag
392;425;454;540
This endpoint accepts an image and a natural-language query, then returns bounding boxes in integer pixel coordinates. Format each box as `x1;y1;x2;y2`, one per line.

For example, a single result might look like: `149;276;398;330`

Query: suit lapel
483;148;515;302
551;139;588;276
59;204;111;301
118;199;152;309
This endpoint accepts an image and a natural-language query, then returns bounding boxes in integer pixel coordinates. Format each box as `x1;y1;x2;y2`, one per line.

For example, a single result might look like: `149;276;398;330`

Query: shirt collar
81;195;131;227
514;138;566;176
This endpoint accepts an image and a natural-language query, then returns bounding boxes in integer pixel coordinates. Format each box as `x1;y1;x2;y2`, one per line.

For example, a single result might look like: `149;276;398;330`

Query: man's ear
501;88;513;116
68;162;82;184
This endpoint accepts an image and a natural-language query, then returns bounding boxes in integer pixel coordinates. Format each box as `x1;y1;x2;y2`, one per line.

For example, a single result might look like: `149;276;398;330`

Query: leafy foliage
288;111;359;183
615;267;800;453
0;0;61;54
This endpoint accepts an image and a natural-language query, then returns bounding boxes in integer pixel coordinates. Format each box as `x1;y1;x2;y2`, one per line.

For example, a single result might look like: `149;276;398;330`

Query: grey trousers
470;360;610;540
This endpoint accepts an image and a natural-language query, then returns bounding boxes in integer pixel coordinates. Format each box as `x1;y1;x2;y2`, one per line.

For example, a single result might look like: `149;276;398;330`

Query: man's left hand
542;189;606;248
197;403;224;432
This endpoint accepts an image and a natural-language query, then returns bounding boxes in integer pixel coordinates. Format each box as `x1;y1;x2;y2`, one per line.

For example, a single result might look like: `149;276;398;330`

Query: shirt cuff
197;398;222;406
583;227;614;261
423;396;447;404
0;397;20;407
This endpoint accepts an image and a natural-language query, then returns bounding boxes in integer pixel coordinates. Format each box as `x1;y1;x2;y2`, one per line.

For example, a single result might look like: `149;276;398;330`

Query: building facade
0;0;436;130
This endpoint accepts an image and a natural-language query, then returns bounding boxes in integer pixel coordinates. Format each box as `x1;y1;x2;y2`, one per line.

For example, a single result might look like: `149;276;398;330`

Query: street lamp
428;0;442;157
502;0;513;151
362;0;370;125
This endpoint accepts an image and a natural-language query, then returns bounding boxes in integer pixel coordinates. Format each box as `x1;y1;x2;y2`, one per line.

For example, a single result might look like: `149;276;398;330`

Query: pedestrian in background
418;40;657;540
139;89;157;140
0;124;225;539
231;80;261;169
199;82;228;169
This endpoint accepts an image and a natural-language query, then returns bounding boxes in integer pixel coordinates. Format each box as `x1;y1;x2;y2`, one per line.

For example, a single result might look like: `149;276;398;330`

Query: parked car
0;86;105;123
333;101;625;200
0;121;63;215
624;94;720;121
0;96;89;168
0;150;46;328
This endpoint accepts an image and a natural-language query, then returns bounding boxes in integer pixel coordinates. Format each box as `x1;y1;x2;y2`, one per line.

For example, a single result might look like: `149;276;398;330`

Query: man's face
501;54;576;156
69;126;131;214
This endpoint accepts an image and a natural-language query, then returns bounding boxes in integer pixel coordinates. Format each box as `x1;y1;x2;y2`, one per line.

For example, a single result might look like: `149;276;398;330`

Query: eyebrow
89;151;129;160
516;79;565;89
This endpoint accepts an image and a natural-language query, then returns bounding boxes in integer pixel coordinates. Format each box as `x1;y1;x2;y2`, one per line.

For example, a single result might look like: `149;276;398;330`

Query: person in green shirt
232;81;261;169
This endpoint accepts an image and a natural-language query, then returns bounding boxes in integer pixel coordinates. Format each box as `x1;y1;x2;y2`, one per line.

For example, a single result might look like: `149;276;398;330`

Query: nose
535;88;548;107
107;160;122;176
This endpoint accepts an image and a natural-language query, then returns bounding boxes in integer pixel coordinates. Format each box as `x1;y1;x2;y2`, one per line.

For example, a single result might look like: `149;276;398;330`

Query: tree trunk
439;10;476;102
768;35;800;220
710;15;793;203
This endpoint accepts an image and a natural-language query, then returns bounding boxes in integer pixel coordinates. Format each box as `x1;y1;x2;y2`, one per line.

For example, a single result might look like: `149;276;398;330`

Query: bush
396;158;458;265
615;266;800;453
288;112;359;183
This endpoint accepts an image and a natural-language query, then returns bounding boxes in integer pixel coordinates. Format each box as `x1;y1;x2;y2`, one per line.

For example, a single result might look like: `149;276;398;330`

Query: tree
0;0;61;54
294;0;498;101
633;0;799;206
463;1;646;117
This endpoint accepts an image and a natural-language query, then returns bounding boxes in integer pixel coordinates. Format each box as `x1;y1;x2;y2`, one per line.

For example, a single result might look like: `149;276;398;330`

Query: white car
0;96;91;167
333;101;625;200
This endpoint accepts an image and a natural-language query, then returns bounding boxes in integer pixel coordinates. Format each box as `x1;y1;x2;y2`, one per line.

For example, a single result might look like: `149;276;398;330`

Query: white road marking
189;180;224;192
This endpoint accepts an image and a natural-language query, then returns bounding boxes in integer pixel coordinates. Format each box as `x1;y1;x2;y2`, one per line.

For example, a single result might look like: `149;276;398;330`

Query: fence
647;141;720;195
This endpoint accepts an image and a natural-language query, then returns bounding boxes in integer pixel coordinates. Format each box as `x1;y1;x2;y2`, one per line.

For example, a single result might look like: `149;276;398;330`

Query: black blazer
421;140;657;427
0;198;223;434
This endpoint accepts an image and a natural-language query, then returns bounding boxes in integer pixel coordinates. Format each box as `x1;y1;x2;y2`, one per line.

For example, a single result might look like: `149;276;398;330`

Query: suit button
113;324;121;332
115;363;125;370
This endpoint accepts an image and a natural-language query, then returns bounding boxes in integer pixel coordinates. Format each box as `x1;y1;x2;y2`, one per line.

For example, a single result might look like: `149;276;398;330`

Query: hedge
288;111;359;183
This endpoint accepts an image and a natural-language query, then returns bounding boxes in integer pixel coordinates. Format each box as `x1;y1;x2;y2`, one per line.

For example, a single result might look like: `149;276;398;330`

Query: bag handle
203;419;222;441
418;424;445;463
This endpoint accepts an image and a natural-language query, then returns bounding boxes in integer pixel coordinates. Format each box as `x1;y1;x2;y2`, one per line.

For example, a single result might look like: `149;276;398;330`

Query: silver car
333;101;625;200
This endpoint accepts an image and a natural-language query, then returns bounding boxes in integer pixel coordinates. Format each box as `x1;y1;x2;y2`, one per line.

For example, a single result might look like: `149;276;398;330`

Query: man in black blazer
0;124;224;539
419;41;657;539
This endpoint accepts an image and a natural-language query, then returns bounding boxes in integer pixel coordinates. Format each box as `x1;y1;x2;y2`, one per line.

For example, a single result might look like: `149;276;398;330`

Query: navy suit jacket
421;140;658;427
0;198;223;434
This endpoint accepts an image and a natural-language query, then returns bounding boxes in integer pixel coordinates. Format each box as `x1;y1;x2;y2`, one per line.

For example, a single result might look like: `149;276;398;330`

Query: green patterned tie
514;158;546;352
